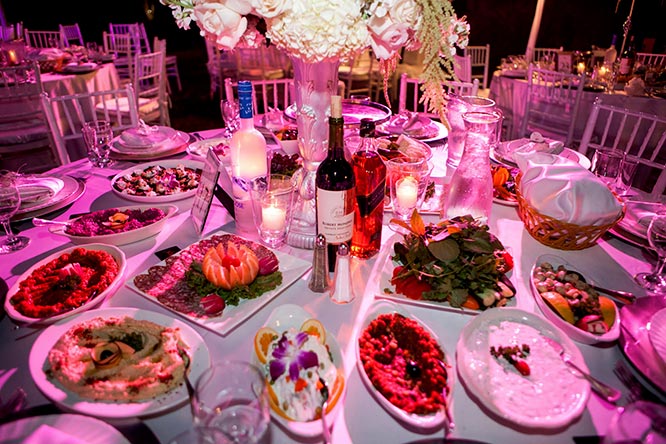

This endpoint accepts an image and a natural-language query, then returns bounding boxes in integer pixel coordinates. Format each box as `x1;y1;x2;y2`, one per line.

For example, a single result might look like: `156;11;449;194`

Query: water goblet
634;211;666;294
220;99;240;137
0;171;30;254
190;361;270;444
591;148;624;188
603;401;666;444
82;120;113;168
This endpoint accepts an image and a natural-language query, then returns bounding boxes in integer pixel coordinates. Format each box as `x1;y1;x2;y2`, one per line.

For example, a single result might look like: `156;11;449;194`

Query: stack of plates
611;200;663;248
110;126;191;160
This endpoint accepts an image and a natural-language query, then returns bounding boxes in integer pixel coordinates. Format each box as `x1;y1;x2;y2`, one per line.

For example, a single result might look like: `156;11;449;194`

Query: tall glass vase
286;56;340;249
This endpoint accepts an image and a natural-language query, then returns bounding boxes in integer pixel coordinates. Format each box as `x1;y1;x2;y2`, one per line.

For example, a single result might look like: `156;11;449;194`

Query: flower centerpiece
161;0;470;248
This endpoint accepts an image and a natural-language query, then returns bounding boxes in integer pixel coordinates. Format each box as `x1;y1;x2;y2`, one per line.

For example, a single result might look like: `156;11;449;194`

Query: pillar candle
262;205;286;231
396;177;418;208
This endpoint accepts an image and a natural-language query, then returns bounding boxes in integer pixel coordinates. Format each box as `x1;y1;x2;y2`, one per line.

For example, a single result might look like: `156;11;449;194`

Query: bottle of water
445;111;502;223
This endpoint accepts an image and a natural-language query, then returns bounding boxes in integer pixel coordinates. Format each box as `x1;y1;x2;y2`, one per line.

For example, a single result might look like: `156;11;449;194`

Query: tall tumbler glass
446;95;497;169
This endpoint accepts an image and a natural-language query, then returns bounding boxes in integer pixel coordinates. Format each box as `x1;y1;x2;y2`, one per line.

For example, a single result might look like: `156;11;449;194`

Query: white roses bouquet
161;0;470;118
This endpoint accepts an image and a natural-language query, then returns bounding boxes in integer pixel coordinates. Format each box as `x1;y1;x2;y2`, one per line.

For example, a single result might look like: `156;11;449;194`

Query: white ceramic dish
29;307;211;419
456;307;590;429
111;159;204;203
530;254;621;344
252;304;345;438
48;204;178;246
357;300;453;430
13;175;85;222
109;131;191;160
186;137;231;162
118;126;178;148
4;243;127;325
491;144;591;170
376;233;516;314
648;308;666;365
126;232;312;336
0;413;130;444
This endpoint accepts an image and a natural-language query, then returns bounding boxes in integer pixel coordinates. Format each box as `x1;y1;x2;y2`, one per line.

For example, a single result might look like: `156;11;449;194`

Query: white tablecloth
0;130;659;444
489;70;666;143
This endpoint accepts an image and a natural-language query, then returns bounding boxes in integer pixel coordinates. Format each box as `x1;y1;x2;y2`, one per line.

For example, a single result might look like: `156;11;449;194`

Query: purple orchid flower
269;331;319;382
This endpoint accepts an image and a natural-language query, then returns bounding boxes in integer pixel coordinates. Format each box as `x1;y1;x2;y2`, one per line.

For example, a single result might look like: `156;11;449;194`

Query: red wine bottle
315;95;356;272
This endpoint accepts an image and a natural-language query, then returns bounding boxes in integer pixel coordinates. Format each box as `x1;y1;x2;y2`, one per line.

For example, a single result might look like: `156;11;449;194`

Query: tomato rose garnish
390;266;433;300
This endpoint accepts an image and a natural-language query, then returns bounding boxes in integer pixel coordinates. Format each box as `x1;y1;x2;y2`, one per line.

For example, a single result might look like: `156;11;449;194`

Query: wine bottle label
356;179;386;217
316;188;354;243
619;58;632;75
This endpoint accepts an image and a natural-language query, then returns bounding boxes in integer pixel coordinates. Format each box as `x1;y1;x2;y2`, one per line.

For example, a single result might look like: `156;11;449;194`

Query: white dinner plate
490;144;591;170
252;304;345;438
648;308;666;365
186;137;231;162
109;131;191;160
111;159;203;203
47;204;178;246
456;307;590;429
357;300;453;430
13;175;86;222
4;243;127;325
29;307;211;419
126;231;312;336
0;413;130;444
530;254;620;344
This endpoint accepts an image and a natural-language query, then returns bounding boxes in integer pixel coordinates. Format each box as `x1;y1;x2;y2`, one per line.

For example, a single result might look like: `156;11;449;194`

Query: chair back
338;49;382;100
137;22;153;54
579;98;666;197
133;44;170;126
205;39;236;99
464;44;490;89
397;73;478;119
531;47;563;64
224;77;294;116
40;85;139;165
59;24;84;47
103;31;136;83
0;61;55;171
636;52;666;68
24;29;64;49
520;64;585;146
109;23;143;54
453;54;472;83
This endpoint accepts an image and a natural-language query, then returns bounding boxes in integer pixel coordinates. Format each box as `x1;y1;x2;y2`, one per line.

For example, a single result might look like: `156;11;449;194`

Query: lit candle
7;50;17;65
396;176;418;208
599;66;607;77
262;205;286;231
577;62;586;75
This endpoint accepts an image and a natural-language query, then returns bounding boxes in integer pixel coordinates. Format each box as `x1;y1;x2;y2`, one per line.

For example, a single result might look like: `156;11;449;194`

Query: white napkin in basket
515;152;623;226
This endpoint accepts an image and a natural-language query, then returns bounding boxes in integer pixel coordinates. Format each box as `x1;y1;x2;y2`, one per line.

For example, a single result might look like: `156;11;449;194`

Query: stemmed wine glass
634;211;666;294
0;171;30;254
220;99;240;137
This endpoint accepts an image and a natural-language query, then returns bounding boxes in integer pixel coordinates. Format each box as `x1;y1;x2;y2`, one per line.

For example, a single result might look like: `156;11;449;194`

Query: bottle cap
331;95;342;119
238;81;253;119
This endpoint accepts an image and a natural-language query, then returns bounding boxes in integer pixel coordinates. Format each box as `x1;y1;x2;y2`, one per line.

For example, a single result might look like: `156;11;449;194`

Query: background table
490;71;666;143
0;129;660;444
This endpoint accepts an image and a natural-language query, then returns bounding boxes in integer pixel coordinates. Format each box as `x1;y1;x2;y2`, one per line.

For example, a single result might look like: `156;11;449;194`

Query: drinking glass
446;95;497;168
591;148;624;188
603;401;666;444
220;99;240;137
634;211;666;294
0;171;30;254
612;155;639;196
386;157;433;223
191;361;270;444
82;120;113;168
250;174;295;248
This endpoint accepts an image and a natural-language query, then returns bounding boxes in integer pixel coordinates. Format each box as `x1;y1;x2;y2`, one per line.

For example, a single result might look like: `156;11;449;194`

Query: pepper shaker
309;234;330;293
330;243;355;304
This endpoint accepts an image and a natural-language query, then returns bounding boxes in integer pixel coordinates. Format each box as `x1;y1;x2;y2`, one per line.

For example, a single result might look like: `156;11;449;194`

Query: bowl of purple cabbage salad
49;205;178;246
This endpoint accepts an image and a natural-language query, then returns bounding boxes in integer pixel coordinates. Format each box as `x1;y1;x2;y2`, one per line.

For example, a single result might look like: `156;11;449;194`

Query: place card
191;148;222;235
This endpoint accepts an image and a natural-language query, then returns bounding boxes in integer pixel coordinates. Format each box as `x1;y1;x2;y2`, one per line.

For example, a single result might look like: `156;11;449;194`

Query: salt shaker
330;243;355;304
308;234;330;293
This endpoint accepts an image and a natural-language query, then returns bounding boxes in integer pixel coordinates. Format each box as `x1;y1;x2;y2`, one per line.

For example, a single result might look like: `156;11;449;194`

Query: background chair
579;98;666;198
132;41;170;126
519;64;585;146
108;23;143;54
139;24;181;92
0;61;55;172
205;39;237;99
103;31;136;85
338;49;382;101
636;52;666;68
23;29;64;49
224;77;294;116
453;54;472;83
234;46;286;81
531;47;563;64
465;44;490;90
397;73;479;118
59;23;84;47
41;85;140;165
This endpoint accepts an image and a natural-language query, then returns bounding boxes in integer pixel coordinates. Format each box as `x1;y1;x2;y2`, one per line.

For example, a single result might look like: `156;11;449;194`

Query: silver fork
613;360;643;405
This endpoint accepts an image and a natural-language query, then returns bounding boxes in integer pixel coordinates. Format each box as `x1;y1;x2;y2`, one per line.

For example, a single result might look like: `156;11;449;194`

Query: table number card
558;52;573;74
191;148;222;235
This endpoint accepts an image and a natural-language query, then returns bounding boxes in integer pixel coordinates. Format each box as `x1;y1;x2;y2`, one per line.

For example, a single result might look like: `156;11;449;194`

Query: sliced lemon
540;291;575;324
300;319;326;344
598;296;617;329
254;326;278;364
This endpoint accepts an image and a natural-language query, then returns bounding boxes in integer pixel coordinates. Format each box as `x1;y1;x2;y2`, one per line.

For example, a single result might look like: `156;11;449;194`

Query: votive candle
262;205;286;231
396;177;418;208
577;62;586;75
7;50;17;65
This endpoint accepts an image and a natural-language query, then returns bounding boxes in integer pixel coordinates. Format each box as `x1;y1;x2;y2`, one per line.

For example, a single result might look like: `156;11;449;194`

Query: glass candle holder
250;174;296;248
386;157;432;222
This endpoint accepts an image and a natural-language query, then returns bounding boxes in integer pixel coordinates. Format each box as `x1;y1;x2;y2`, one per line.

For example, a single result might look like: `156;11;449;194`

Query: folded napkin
36;48;64;60
385;112;433;136
120;122;177;148
17;176;63;205
620;201;664;237
497;132;564;163
515;152;623;226
24;424;86;444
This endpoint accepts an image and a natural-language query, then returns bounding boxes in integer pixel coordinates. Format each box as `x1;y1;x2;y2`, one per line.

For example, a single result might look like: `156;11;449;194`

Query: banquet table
490;70;666;142
40;62;121;99
0;127;663;444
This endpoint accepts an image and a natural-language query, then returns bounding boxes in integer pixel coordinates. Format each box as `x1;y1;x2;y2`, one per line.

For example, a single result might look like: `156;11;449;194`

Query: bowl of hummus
29;307;211;419
4;244;126;325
